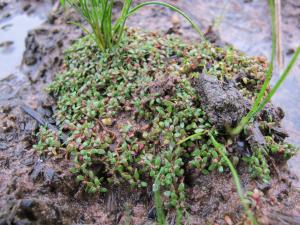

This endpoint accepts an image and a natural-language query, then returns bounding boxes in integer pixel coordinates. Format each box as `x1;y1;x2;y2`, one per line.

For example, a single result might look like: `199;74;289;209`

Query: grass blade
254;47;300;115
128;1;206;41
153;168;166;225
114;0;133;44
230;0;276;135
208;133;258;225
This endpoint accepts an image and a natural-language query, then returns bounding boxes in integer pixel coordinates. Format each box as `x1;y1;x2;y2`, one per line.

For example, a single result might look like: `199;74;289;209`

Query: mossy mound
35;29;297;209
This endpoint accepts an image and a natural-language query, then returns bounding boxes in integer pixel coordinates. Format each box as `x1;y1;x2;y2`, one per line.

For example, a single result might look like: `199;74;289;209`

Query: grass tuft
60;0;205;52
60;0;133;51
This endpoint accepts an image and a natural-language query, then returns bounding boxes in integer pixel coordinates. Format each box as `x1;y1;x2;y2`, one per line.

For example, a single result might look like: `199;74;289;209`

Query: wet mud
0;0;300;224
192;74;247;129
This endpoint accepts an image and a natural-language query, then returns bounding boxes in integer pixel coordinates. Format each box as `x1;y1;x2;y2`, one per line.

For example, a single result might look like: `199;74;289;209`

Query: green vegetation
60;0;133;51
231;0;300;135
34;1;300;224
34;28;297;223
60;0;205;52
208;133;257;225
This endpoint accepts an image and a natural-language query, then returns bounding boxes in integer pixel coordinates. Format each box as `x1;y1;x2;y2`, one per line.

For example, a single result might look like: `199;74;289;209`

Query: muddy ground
0;0;300;224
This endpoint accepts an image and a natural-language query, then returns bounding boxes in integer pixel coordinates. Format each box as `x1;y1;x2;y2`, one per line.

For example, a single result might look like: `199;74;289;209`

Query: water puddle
0;14;44;80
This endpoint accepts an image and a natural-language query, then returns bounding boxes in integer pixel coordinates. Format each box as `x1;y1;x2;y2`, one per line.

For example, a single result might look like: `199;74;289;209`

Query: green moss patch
34;29;297;209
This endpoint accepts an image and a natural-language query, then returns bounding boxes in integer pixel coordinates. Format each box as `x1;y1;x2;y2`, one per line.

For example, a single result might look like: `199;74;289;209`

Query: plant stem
254;47;300;115
177;130;207;145
208;132;258;225
153;168;166;225
230;0;276;136
128;1;206;41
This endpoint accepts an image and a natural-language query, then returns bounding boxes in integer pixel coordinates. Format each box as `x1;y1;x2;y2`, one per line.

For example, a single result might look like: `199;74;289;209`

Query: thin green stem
128;1;206;41
153;168;166;225
177;130;207;145
230;0;276;135
208;133;258;225
61;0;206;52
177;130;257;223
254;47;300;115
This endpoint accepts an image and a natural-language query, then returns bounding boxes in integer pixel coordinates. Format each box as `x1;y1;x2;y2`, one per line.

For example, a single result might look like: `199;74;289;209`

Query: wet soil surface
0;0;300;224
192;74;247;129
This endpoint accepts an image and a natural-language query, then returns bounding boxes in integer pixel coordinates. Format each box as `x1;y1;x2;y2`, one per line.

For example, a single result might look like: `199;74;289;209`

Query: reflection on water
0;14;43;80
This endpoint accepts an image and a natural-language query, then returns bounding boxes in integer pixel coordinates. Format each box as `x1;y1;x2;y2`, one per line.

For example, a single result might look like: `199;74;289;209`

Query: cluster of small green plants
34;0;300;224
35;28;296;216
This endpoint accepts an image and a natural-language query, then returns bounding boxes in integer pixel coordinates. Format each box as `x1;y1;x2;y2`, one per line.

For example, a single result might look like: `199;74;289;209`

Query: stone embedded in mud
23;32;39;66
192;74;247;129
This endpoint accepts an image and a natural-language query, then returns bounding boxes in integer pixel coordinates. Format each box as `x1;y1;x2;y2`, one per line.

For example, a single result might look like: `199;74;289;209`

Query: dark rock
147;207;156;219
23;55;37;66
30;160;60;188
235;140;251;157
24;119;38;133
3;13;10;19
192;74;247;129
14;219;32;225
0;105;12;114
23;33;39;66
47;13;57;25
21;158;35;166
149;76;178;97
237;141;245;149
0;199;63;225
204;25;225;47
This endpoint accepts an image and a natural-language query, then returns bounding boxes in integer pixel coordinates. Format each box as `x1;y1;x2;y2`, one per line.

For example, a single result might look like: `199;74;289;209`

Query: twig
275;0;283;69
21;104;68;142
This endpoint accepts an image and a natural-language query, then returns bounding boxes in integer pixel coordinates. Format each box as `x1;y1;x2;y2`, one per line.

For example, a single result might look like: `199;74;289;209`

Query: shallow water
0;14;44;80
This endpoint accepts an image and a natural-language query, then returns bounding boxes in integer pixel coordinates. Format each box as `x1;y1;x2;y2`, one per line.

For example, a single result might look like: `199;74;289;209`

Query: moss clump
35;29;297;210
